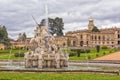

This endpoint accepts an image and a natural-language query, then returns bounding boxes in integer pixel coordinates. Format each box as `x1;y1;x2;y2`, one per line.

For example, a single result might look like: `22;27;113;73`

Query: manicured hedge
14;52;24;57
69;49;90;57
101;46;108;49
71;49;90;53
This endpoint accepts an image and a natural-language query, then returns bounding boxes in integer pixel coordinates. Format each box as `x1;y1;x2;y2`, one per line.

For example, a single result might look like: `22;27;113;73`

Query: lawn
0;48;119;60
0;72;120;80
0;49;27;60
69;49;119;60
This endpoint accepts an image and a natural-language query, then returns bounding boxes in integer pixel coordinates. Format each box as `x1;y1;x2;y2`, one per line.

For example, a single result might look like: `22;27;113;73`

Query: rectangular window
118;41;120;44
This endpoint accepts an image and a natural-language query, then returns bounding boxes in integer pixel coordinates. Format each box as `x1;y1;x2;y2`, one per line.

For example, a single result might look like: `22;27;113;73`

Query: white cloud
0;0;120;39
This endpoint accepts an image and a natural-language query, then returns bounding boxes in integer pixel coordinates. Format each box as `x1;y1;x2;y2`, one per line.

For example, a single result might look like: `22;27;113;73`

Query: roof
66;27;120;34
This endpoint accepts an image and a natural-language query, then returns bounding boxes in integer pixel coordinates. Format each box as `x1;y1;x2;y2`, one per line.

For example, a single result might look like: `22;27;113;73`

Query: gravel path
95;51;120;60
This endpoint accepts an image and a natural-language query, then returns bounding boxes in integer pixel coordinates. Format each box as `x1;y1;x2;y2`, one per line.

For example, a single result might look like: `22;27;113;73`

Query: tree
0;25;10;46
39;19;46;26
96;45;100;53
18;32;27;42
76;49;81;57
53;17;64;36
22;32;27;42
48;18;55;35
40;17;64;36
92;26;100;32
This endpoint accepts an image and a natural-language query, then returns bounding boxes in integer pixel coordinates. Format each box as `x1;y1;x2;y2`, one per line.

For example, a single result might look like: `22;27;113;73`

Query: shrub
113;49;118;52
96;45;100;53
85;49;90;53
14;52;24;57
103;52;106;55
76;50;81;57
77;53;80;57
70;49;90;57
109;51;112;53
101;46;108;49
71;49;81;57
88;56;91;60
96;54;99;57
71;49;90;53
69;52;76;57
14;47;20;50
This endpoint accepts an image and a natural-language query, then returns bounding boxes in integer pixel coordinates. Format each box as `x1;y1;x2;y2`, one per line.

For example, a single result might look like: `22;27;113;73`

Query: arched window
87;41;88;45
91;35;93;40
118;41;120;44
98;36;100;40
80;41;83;46
118;34;120;38
80;35;83;39
73;41;76;46
95;35;97;40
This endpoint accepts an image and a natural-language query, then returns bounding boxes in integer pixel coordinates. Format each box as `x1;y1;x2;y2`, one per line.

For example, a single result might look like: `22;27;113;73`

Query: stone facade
9;37;33;49
54;36;68;47
66;18;120;49
0;43;5;50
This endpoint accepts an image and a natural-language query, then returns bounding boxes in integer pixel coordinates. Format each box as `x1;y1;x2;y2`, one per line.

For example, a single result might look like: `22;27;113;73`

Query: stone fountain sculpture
24;21;69;68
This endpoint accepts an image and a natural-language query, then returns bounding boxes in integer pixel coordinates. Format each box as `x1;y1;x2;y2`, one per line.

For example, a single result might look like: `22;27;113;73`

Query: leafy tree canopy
40;17;64;36
18;32;27;42
0;25;10;46
92;26;100;32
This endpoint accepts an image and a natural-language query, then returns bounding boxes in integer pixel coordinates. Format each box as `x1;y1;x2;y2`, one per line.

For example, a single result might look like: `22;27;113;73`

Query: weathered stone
24;25;69;68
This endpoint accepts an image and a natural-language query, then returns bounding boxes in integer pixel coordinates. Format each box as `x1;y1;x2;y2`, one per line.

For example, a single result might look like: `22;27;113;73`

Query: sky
0;0;120;40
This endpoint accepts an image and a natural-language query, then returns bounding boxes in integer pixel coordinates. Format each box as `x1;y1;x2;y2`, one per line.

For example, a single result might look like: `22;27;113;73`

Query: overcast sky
0;0;120;39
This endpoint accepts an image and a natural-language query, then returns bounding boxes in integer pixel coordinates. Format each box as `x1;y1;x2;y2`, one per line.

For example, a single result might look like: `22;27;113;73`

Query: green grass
0;48;119;60
0;72;120;80
69;49;119;60
0;49;27;60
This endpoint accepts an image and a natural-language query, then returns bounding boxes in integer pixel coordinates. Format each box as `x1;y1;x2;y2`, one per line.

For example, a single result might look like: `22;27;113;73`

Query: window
103;42;105;44
118;41;120;45
98;36;100;40
112;42;114;44
80;41;83;46
118;34;120;38
91;35;93;40
87;41;88;45
80;35;83;39
95;36;97;40
73;41;76;46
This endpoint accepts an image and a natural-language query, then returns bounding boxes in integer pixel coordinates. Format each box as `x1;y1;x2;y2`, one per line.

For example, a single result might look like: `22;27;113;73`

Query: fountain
24;21;69;68
24;3;69;68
